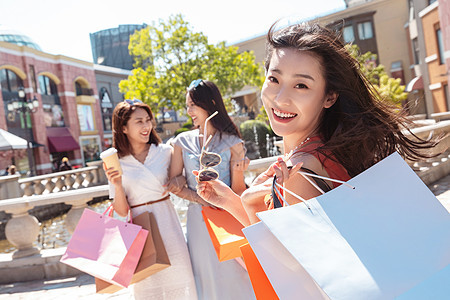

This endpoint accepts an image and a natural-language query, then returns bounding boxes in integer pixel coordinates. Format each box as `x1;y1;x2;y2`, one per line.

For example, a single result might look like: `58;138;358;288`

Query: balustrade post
87;161;107;184
64;199;91;234
4;207;40;258
0;174;22;200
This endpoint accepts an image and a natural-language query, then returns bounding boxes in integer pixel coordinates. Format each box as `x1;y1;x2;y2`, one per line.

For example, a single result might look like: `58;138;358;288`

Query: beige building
406;0;449;115
233;0;419;115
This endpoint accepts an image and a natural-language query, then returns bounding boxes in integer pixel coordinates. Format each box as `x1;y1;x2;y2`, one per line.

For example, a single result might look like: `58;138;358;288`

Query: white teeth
273;109;296;118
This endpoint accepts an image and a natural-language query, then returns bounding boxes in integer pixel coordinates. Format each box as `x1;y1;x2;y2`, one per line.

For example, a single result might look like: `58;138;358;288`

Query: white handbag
243;152;450;299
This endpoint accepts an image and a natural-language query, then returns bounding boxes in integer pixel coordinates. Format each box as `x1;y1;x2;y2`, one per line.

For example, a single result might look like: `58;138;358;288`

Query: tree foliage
346;44;408;106
119;14;264;112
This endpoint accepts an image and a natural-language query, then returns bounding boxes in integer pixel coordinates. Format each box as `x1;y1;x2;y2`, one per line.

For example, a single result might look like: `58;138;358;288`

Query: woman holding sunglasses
195;22;438;226
167;80;254;299
104;99;197;299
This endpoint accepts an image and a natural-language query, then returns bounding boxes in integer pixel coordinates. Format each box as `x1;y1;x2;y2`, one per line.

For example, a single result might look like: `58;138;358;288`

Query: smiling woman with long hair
104;99;197;299
167;80;254;300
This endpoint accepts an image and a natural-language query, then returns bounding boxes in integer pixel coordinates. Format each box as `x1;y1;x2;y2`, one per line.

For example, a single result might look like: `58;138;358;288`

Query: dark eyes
267;76;308;89
296;83;308;89
268;76;278;83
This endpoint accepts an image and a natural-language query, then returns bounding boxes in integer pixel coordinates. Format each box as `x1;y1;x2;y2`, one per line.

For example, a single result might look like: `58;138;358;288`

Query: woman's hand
166;175;186;194
194;170;238;209
242;157;303;205
103;162;122;186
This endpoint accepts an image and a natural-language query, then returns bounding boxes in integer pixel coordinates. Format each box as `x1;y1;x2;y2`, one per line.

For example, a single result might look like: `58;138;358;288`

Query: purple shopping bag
60;207;148;288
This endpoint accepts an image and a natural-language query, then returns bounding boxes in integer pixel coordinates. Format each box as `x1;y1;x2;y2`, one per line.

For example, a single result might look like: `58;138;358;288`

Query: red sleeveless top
266;136;351;209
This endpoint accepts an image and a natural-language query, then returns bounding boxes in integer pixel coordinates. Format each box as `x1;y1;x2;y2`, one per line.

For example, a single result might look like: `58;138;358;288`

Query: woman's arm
168;144;213;206
103;164;129;217
229;142;248;195
241;158;303;223
283;154;325;205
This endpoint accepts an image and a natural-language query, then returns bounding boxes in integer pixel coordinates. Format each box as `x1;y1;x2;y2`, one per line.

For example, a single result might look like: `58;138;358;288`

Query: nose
273;86;291;106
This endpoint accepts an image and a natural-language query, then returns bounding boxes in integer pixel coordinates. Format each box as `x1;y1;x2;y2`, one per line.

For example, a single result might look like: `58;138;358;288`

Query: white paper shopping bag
250;152;450;300
243;222;330;300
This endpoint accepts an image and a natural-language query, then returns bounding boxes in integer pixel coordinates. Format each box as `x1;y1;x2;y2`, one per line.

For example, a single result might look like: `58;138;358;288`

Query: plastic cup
100;148;123;176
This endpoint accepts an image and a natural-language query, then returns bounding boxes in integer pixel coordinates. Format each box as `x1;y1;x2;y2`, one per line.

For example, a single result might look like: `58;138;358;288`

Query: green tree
347;44;408;106
119;14;264;112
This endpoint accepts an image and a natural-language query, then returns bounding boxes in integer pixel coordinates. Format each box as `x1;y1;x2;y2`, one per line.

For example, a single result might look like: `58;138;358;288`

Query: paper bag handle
103;204;133;223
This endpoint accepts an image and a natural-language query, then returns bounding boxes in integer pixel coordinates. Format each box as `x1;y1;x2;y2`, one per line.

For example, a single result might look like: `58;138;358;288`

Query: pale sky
0;0;346;63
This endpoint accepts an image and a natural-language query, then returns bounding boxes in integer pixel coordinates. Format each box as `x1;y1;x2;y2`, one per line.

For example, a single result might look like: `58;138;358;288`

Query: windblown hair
187;80;241;139
265;22;438;177
112;101;161;158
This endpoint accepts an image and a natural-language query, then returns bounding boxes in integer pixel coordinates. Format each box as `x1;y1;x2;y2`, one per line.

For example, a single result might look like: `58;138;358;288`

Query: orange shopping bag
240;243;279;300
201;206;247;261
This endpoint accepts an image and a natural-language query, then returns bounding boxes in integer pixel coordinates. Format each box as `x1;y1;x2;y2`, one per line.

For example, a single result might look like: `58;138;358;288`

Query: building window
100;87;113;131
436;28;445;65
39;75;64;127
0;69;27;134
343;25;355;43
29;65;37;92
357;21;373;40
412;38;420;65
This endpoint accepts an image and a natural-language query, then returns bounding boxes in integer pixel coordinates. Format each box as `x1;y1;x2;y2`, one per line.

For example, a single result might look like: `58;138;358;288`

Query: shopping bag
201;206;247;261
95;211;171;293
243;222;329;300
60;207;148;288
244;152;450;299
240;243;279;300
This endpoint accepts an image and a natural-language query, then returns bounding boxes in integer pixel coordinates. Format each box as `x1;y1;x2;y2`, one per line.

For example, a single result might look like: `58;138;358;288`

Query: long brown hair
265;22;439;177
112;100;161;158
187;80;241;139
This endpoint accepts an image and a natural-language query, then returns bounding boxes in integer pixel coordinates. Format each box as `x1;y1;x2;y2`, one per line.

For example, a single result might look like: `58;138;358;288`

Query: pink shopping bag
60;207;148;288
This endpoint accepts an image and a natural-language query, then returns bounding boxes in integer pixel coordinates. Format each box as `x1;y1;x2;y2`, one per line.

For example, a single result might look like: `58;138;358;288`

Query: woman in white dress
168;80;255;300
104;99;197;300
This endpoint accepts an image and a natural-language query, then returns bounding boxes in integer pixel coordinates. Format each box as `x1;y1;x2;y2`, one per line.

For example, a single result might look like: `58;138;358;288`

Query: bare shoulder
289;152;324;174
230;142;245;157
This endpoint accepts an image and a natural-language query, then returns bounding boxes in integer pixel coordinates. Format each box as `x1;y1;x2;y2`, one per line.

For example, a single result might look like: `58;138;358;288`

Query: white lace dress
109;143;197;299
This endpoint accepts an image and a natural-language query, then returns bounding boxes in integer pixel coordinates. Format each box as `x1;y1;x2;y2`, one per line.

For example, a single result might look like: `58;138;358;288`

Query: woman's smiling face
261;48;336;142
122;107;152;145
186;94;209;129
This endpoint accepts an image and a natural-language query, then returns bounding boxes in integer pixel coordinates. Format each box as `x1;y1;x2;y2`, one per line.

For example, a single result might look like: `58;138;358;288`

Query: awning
46;127;80;153
405;76;424;92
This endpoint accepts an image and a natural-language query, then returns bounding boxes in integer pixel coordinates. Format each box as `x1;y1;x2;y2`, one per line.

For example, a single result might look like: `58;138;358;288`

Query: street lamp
6;87;39;176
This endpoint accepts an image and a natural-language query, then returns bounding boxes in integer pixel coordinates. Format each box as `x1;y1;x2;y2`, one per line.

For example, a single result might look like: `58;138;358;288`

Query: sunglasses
198;111;221;181
124;99;143;105
188;79;204;91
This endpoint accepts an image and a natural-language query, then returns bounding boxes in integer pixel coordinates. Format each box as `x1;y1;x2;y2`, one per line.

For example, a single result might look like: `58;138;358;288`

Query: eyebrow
272;68;315;81
134;116;151;120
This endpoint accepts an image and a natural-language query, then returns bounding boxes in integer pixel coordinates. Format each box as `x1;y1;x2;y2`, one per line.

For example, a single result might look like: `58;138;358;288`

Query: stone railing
0;120;448;261
0;160;107;200
0;185;109;259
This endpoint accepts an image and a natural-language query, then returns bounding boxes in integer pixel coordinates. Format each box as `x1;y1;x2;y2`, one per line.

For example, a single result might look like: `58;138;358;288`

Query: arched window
39;75;64;127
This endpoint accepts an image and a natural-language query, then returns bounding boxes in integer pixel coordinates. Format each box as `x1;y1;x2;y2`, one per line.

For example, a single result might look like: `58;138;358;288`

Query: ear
122;126;128;134
323;92;338;109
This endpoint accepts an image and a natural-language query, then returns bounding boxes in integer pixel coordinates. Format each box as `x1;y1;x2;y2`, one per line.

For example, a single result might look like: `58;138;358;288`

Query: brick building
0;40;104;175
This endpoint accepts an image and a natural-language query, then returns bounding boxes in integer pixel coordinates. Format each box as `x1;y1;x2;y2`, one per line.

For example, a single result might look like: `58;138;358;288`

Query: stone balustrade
0;120;448;262
0;185;109;259
0;162;107;200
